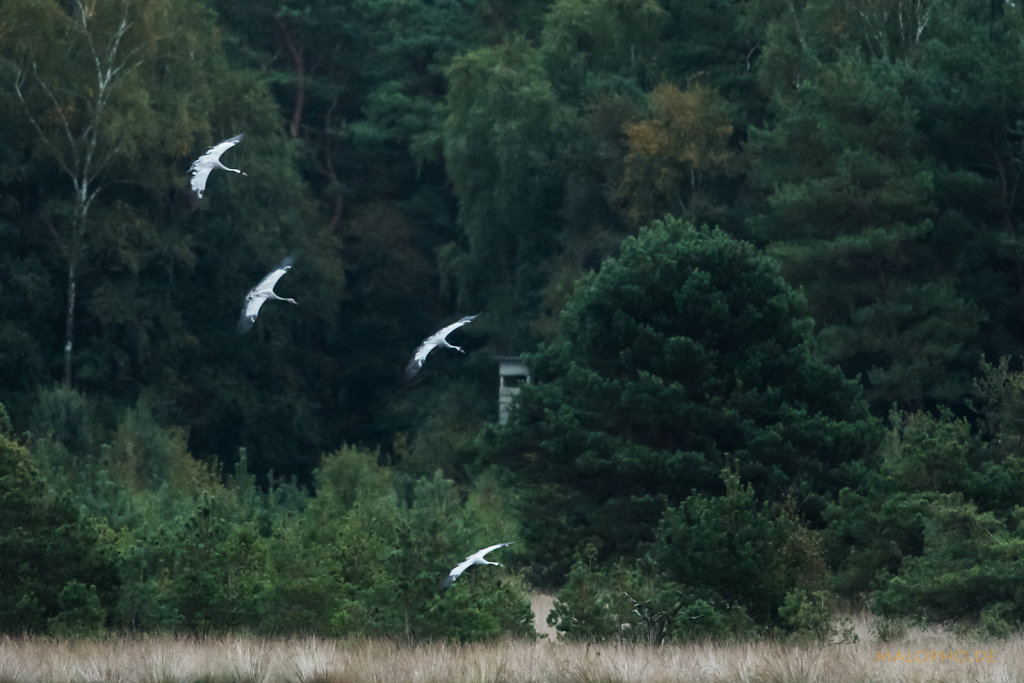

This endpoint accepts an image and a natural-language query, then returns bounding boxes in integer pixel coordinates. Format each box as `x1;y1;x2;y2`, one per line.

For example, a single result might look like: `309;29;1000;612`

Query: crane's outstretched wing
441;558;475;589
238;293;266;333
237;256;294;333
404;314;479;380
250;256;294;296
189;133;244;198
440;541;512;590
405;339;437;380
472;542;513;560
188;165;215;199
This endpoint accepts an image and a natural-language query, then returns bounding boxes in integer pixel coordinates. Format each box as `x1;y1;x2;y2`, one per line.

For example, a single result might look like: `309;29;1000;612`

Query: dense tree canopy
745;0;1024;412
0;422;117;634
484;218;877;581
3;0;1024;641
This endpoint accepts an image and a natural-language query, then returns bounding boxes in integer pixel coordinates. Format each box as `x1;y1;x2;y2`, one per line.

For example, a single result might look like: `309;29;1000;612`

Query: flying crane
405;314;479;380
238;256;297;333
189;133;247;202
441;542;512;590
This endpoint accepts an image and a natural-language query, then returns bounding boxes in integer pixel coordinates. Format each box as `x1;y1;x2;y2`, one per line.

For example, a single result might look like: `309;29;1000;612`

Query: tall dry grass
1;621;1022;683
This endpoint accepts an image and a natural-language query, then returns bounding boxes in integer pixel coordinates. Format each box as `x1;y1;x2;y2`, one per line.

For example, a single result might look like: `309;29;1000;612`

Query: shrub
0;426;118;634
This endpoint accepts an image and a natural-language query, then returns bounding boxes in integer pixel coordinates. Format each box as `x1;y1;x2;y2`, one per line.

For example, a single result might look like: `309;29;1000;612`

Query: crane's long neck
271;293;297;304
217;161;243;174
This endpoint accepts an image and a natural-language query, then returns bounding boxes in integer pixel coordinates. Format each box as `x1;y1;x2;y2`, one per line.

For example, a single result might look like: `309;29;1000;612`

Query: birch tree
7;0;165;386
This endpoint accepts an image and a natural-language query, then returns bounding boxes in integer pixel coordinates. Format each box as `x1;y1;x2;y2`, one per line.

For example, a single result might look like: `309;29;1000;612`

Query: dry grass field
1;618;1022;683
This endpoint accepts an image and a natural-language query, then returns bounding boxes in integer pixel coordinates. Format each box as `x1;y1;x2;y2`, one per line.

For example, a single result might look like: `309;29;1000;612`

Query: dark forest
2;0;1024;641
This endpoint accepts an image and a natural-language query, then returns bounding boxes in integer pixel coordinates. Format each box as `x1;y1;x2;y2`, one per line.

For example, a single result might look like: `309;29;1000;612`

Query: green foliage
442;36;577;345
46;581;107;638
488;217;877;580
875;408;976;496
25;385;101;479
748;56;982;411
548;469;836;642
548;548;702;644
827;359;1024;626
650;468;831;629
257;511;336;635
0;0;346;479
541;0;668;96
671;599;757;642
777;588;853;644
548;545;634;641
977;602;1017;641
870;495;1024;625
0;0;238;390
292;446;534;641
0;431;535;640
0;427;118;635
970;356;1024;461
746;1;1024;412
165;491;266;632
110;399;193;491
4;0;1024;645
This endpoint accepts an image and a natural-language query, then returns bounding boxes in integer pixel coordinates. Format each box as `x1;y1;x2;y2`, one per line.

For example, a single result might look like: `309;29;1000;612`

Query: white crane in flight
405;314;479;380
441;542;512;590
238;256;297;333
189;133;247;202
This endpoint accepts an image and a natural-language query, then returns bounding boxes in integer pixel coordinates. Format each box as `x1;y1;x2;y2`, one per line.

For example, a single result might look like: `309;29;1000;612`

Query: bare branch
12;0;151;388
785;0;808;52
13;62;77;179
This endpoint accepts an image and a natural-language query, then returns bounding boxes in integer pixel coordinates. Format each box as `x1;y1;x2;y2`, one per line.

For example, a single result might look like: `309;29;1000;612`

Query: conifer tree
486;217;877;580
0;425;118;634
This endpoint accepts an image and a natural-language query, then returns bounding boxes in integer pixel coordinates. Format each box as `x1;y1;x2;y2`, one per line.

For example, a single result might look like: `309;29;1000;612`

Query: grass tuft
0;618;1022;683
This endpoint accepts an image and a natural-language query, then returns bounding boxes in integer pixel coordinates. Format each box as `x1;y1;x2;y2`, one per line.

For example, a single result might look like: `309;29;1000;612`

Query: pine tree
486;217;877;581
